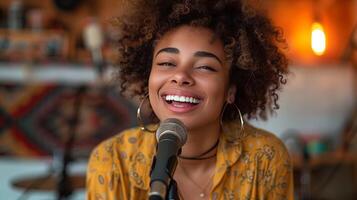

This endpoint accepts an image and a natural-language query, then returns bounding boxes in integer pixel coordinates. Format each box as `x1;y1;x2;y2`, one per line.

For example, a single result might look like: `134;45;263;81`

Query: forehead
154;25;225;57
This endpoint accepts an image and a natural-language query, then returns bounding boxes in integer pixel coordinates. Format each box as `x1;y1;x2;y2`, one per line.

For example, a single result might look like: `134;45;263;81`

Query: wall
251;64;356;142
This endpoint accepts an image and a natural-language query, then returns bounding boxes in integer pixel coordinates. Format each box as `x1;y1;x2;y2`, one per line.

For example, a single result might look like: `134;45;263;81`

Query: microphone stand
57;19;106;199
149;159;180;200
56;85;86;200
149;153;180;200
56;45;105;200
167;179;180;200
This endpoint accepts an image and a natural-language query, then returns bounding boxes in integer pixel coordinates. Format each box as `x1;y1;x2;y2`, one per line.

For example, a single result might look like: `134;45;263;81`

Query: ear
226;85;237;104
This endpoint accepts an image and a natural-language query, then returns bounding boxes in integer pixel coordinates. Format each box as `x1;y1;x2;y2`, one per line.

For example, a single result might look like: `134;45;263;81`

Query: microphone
83;18;105;81
149;118;187;200
83;18;104;65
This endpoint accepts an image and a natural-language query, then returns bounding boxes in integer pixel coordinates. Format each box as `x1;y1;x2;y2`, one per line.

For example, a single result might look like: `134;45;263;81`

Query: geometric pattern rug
0;84;137;157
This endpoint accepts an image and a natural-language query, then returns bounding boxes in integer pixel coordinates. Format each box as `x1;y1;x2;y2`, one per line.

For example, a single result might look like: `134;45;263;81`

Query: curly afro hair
112;0;288;120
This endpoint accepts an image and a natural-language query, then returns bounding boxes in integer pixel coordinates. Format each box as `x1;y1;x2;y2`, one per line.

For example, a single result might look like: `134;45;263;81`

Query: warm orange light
311;22;326;56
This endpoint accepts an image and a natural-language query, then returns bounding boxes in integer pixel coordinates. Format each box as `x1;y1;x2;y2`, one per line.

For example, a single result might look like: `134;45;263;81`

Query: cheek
148;70;165;95
148;70;167;117
148;72;155;94
201;76;230;111
203;76;229;97
148;72;158;103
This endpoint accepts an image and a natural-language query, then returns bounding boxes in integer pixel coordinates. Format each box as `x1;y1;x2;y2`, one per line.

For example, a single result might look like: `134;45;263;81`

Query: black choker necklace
178;139;219;160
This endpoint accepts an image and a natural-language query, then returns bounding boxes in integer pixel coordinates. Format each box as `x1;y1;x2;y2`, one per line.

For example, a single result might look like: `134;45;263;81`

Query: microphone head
83;19;104;51
156;118;187;147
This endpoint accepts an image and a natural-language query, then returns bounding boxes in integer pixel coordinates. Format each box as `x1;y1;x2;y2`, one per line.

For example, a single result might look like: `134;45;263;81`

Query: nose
170;68;194;86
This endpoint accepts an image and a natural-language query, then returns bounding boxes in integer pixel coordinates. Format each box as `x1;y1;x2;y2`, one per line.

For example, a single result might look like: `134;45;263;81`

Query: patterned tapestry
0;84;137;157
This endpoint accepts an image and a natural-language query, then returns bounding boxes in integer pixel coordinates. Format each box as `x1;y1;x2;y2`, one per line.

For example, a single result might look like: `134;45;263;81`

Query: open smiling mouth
163;95;201;108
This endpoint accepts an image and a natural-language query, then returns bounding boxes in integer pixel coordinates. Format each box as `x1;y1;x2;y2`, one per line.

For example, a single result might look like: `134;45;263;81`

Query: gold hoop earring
220;102;246;140
137;95;156;133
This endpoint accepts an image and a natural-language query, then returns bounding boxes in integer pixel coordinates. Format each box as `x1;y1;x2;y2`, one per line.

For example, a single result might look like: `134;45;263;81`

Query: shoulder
87;127;156;172
242;122;291;165
244;123;286;148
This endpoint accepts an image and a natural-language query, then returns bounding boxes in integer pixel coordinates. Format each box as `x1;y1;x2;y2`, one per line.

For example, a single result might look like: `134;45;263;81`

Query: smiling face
148;25;235;132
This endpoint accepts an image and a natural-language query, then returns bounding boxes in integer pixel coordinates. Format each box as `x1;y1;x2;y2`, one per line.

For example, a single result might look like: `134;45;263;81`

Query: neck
179;121;221;165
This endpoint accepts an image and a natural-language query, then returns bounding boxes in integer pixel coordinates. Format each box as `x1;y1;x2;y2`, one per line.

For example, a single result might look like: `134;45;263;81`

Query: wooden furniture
0;29;71;62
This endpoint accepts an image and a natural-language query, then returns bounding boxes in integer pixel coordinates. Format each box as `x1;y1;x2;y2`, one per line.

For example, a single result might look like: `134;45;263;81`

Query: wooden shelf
0;62;115;85
293;150;357;170
0;29;72;62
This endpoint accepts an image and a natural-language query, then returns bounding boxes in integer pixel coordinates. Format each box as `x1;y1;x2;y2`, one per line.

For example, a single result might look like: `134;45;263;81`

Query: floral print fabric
86;122;294;200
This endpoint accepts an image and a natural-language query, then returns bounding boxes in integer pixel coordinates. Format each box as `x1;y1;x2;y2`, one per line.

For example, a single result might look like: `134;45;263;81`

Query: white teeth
165;95;200;104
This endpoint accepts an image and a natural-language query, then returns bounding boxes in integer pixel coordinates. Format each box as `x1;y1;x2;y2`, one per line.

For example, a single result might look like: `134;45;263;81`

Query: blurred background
0;0;356;199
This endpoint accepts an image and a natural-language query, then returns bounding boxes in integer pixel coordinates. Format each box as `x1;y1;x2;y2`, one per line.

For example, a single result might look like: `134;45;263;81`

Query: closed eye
157;62;176;67
197;66;217;72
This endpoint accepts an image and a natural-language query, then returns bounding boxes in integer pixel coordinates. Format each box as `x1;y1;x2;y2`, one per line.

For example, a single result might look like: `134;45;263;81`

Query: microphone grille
156;118;187;147
83;20;103;50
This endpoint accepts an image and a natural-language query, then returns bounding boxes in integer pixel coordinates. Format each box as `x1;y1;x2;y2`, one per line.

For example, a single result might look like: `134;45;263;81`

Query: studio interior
0;0;356;199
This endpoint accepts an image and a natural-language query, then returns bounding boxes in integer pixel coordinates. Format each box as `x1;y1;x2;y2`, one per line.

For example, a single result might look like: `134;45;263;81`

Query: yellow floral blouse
86;122;294;200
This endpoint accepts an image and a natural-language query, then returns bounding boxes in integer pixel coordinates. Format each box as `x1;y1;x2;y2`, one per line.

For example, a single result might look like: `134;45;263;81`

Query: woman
86;0;293;199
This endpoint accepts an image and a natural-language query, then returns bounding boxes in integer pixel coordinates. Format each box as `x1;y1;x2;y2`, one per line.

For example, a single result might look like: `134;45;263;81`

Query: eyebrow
194;51;223;65
155;47;179;57
155;47;223;64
